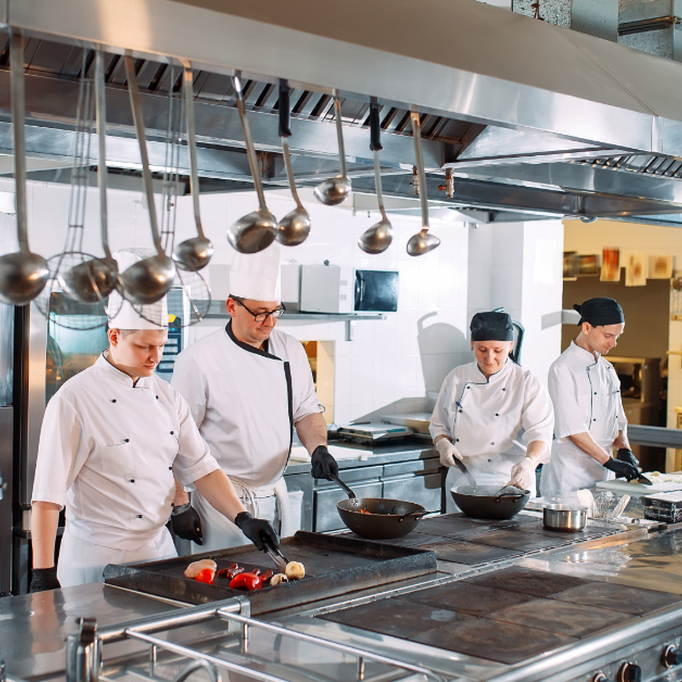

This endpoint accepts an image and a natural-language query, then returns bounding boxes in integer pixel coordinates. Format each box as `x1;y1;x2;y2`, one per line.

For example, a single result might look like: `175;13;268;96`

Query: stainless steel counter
0;583;183;679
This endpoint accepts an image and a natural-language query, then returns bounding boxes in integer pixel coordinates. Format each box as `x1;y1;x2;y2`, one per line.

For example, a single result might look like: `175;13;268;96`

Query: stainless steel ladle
313;94;352;206
227;75;277;254
172;64;214;271
0;32;49;306
359;102;393;254
276;82;311;246
120;55;175;305
62;51;119;303
406;111;440;257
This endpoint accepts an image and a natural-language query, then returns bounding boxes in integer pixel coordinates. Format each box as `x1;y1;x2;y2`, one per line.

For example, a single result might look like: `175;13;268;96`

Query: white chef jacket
171;322;322;549
32;353;221;557
430;358;554;509
540;341;627;498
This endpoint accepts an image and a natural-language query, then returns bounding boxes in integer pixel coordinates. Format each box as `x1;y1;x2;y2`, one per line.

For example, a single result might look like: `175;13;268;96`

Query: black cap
470;311;514;341
574;297;624;327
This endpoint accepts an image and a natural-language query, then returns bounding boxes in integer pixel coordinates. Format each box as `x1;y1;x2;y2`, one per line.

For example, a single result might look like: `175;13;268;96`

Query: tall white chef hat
107;250;169;330
229;242;282;301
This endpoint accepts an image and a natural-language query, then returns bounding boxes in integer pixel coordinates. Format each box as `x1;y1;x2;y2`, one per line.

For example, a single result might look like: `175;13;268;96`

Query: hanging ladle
227;74;277;254
119;55;176;305
0;32;49;306
172;64;214;271
313;93;352;206
358;101;393;254
406;110;440;257
276;82;311;246
62;50;119;303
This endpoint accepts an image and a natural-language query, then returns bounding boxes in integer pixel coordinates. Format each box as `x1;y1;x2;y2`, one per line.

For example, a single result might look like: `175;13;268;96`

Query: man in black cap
430;311;554;510
541;297;639;497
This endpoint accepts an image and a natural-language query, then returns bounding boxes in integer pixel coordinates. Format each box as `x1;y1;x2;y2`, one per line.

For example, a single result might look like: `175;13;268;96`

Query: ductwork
2;0;682;223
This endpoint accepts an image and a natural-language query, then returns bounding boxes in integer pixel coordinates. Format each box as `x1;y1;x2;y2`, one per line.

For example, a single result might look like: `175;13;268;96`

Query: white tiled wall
2;176;562;425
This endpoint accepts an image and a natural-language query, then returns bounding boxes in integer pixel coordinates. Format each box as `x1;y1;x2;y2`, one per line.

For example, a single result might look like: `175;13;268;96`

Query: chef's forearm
295;412;328;454
524;440;548;465
567;432;611;464
31;501;61;569
613;430;630;450
193;469;246;522
172;478;190;506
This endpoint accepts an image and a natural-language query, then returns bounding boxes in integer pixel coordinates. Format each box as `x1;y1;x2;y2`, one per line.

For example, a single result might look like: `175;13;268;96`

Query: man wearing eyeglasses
171;245;337;550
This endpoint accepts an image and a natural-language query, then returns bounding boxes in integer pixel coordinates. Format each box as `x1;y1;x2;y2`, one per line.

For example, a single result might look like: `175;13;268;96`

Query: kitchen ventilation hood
2;0;682;224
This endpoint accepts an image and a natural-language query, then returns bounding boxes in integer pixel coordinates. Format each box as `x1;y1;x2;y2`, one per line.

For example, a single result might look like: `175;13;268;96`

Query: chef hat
107;250;168;330
229;242;281;301
470;311;514;341
573;297;624;327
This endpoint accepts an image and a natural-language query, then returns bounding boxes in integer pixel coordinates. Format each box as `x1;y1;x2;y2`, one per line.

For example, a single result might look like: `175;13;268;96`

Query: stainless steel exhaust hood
3;0;682;223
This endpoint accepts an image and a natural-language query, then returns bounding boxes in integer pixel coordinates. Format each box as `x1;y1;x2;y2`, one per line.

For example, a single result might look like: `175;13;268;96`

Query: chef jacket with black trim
31;353;220;552
430;358;554;507
540;341;627;497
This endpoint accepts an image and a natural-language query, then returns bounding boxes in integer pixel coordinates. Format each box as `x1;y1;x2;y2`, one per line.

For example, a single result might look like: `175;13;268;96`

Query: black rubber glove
617;448;639;469
604;457;639;481
171;503;203;545
30;566;60;592
234;511;280;551
310;445;339;480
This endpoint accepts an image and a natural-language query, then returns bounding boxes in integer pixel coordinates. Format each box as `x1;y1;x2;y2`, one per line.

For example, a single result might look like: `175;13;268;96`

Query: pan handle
495;492;527;503
330;472;357;499
399;509;429;522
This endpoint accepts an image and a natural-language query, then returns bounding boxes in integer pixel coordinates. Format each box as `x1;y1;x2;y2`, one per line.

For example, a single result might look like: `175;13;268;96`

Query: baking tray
104;530;437;615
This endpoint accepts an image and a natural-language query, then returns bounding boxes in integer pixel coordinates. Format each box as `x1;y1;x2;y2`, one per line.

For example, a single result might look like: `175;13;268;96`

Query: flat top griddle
320;566;682;665
104;531;437;615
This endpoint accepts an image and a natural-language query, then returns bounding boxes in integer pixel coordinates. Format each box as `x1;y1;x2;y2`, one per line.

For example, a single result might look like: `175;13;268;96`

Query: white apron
541;342;626;498
57;526;177;587
430;359;554;512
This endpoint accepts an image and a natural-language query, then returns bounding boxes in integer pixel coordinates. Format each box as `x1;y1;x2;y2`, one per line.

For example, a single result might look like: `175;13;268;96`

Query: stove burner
463;567;591;597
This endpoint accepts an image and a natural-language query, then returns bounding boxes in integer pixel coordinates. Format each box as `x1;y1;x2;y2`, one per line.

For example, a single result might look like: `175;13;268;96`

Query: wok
451;485;530;520
337;498;428;540
331;472;428;539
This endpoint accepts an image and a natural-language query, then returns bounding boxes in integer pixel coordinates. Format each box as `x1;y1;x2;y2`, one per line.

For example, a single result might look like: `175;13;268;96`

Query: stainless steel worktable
0;583;182;679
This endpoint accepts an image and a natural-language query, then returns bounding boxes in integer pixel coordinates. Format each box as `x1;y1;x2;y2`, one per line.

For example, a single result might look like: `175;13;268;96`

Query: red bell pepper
229;571;263;591
195;568;215;584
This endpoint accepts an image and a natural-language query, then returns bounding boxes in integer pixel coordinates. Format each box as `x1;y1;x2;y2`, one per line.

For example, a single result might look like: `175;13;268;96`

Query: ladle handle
410;111;429;231
278;82;291;138
124;55;163;255
330;472;356;500
94;51;112;260
369;101;382;152
332;95;347;179
233;75;269;212
10;32;29;253
182;64;205;240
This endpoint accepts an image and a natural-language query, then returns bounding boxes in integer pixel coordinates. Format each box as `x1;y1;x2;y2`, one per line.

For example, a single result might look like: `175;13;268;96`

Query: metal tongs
262;536;290;573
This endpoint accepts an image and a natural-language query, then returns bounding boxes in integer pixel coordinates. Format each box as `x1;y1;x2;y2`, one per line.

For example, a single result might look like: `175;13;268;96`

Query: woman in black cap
430;311;554;510
540;297;639;498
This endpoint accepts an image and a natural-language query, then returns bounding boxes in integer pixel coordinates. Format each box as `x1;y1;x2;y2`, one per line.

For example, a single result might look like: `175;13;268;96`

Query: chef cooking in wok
430;311;554;512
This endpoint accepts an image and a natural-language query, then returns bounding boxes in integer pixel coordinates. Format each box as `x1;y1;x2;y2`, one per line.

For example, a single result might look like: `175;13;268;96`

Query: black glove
604;457;639;481
234;511;280;551
617;448;639;469
310;445;339;480
30;566;60;592
171;503;203;545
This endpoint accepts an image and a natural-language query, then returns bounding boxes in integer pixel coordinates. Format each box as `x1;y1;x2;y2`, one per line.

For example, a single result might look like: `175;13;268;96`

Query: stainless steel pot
542;504;587;532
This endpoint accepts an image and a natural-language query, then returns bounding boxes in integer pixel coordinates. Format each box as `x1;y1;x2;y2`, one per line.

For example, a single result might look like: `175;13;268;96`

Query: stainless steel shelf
202;301;386;322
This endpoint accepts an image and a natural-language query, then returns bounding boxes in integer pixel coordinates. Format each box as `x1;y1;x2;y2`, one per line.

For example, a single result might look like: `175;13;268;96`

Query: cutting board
596;478;682;496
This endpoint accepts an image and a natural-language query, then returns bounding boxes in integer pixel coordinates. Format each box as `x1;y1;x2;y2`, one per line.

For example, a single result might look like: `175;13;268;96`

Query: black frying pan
331;473;428;539
451;485;530;520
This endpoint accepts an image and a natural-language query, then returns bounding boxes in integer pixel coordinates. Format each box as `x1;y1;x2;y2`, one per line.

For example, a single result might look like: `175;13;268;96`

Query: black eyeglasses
233;298;286;323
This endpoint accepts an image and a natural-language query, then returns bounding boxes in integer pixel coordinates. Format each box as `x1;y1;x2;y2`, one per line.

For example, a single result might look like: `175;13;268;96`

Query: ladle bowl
313;175;352;206
0;250;49;305
173;236;214;272
227;209;277;254
61;256;118;303
359;218;393;254
276;207;311;247
406;229;440;257
119;253;176;305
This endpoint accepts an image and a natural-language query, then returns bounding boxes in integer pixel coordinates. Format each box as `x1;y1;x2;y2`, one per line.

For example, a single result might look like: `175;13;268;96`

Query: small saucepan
543;505;587;532
332;473;428;539
451;485;530;520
